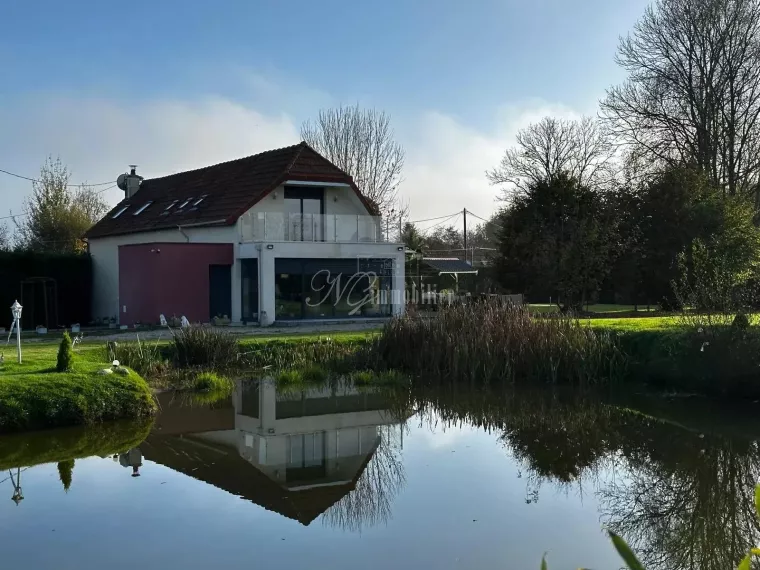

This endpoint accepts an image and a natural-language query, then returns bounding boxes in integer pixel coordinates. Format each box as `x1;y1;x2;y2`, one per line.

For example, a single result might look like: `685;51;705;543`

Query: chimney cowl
124;165;143;199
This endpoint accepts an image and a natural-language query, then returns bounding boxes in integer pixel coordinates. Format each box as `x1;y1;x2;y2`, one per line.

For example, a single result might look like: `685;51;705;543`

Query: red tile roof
85;142;376;239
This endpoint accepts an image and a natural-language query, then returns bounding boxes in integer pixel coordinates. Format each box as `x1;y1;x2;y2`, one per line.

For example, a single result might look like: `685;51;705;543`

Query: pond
0;378;759;570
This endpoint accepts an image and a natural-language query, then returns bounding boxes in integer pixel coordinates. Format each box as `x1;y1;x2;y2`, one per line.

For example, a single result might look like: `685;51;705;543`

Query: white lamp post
11;300;22;364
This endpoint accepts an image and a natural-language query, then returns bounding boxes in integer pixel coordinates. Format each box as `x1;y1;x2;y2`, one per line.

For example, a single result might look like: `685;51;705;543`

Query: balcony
240;212;386;243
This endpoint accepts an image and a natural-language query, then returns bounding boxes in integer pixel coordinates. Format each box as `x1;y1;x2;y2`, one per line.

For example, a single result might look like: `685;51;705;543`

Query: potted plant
108;316;117;329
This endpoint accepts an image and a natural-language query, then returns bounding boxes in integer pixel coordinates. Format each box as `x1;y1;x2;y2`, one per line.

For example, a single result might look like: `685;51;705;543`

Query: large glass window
275;261;303;320
274;258;393;319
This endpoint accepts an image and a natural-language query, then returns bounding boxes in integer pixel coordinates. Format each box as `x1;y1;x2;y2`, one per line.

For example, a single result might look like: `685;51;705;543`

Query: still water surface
0;380;758;570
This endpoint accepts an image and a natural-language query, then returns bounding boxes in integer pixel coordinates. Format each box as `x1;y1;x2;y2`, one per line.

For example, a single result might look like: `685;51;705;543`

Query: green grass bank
0;342;156;434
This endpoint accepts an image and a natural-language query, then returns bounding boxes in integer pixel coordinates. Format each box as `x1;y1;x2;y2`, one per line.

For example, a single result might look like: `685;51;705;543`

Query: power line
420;212;461;234
0;168;115;187
0;185;119;222
466;211;497;224
408;212;461;224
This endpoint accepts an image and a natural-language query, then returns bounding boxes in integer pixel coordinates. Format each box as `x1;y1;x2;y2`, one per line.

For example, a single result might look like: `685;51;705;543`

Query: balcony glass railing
240;212;386;243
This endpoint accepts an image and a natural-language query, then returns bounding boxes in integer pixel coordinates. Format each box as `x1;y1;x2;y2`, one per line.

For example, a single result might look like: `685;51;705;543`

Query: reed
370;302;627;386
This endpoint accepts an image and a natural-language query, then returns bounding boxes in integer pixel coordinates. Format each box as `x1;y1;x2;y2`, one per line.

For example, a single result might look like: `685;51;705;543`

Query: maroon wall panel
118;243;233;325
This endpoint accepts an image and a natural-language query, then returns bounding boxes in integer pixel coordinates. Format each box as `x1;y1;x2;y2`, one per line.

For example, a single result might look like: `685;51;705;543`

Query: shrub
193;372;232;393
56;332;74;372
371;301;627;386
171;326;239;369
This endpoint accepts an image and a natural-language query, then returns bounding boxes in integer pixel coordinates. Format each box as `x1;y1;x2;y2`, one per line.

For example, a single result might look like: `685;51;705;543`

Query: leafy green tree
56;331;74;372
400;222;425;253
425;225;464;253
494;173;620;310
673;197;760;311
629;166;760;309
15;157;109;253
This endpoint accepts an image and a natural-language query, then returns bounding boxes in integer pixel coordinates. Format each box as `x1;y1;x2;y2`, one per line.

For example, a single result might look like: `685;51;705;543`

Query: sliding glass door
284;187;324;241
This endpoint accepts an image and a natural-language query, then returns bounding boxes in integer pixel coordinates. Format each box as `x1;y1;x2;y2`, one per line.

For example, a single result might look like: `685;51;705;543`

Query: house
143;379;404;526
84;142;405;326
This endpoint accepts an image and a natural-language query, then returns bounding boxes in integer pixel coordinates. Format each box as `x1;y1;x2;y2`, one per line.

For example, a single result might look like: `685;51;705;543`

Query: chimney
125;165;143;199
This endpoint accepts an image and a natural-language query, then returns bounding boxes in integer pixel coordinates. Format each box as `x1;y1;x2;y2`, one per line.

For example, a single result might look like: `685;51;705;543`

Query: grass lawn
0;341;155;434
528;303;659;314
586;315;683;331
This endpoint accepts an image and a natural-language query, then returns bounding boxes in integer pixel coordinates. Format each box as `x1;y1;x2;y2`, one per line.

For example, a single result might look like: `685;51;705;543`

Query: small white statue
180;316;190;328
159;314;167;326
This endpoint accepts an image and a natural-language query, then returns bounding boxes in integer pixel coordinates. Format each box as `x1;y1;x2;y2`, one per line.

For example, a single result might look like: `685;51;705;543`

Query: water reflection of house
143;381;402;525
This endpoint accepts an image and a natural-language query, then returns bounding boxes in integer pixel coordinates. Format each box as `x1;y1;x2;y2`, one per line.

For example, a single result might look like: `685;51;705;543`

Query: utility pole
463;208;468;264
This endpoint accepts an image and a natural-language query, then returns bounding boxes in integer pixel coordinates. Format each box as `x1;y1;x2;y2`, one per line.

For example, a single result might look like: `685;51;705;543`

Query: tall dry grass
370;302;626;386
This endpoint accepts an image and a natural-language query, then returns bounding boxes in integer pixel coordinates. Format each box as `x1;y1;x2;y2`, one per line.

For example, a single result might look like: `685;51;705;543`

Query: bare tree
0;224;11;251
15;157;109;253
487;116;615;198
301;105;405;218
601;0;760;196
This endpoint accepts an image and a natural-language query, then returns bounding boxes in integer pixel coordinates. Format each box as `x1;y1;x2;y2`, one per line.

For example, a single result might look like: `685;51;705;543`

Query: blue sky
0;0;650;226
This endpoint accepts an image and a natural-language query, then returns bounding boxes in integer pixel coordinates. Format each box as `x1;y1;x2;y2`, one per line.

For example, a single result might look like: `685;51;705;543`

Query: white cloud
399;100;586;227
0;95;300;215
0;85;589;228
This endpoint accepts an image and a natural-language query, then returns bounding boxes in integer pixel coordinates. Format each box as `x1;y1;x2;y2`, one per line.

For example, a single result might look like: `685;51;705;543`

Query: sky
0;0;650;232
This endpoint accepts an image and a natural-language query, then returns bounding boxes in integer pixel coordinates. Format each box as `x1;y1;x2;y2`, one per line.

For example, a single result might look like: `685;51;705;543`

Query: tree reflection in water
386;381;760;570
321;424;406;532
599;433;760;570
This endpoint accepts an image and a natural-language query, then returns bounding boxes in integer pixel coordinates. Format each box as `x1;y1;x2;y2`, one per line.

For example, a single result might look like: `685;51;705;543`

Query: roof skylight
165;200;179;211
112;206;129;219
133;201;153;216
177;197;193;209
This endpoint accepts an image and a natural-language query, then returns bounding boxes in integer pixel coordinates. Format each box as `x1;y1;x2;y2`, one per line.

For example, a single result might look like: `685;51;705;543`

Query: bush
371;301;627;386
193;372;232;393
57;332;74;372
171;326;239;369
